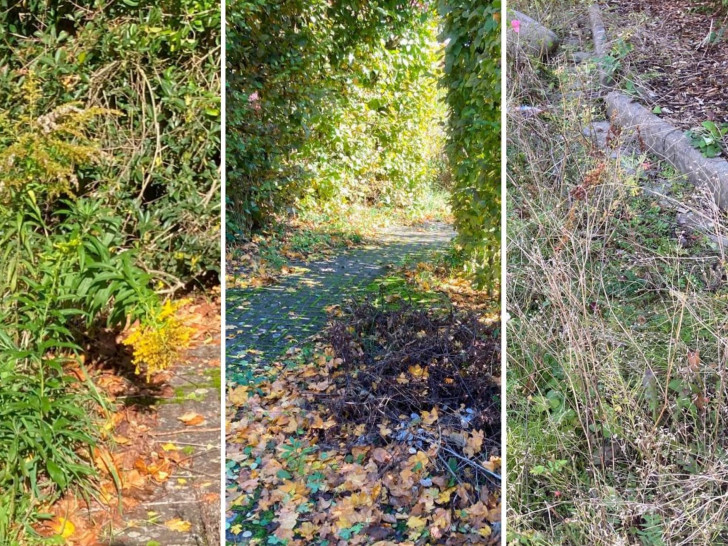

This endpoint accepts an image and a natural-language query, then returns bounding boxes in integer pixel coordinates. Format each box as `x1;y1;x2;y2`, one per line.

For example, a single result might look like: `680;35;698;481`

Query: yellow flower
123;300;193;381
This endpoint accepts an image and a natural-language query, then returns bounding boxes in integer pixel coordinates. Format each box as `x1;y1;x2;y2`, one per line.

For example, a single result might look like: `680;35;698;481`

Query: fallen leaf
229;386;249;406
51;517;75;539
164;518;192;533
178;412;205;426
406;515;427;529
464;430;484;458
422;407;439;425
688;350;701;372
483;456;501;472
372;448;392;464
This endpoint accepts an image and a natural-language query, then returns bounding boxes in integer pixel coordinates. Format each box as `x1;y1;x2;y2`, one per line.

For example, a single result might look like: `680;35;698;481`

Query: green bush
226;0;445;236
0;2;219;541
440;0;501;290
0;0;221;283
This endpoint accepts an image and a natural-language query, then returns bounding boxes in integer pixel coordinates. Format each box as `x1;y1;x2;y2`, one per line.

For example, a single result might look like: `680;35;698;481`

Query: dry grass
507;2;728;544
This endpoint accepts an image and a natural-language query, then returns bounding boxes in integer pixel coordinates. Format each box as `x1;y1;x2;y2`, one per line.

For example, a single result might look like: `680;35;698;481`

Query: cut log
588;4;613;86
605;91;728;210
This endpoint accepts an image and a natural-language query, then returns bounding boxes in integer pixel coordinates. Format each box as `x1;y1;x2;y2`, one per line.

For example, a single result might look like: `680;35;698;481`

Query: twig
152;427;220;436
414;433;501;481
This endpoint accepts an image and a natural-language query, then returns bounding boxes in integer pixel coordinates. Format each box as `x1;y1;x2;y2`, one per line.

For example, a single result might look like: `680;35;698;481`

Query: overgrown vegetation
226;0;500;289
507;2;728;544
227;0;446;232
0;1;219;542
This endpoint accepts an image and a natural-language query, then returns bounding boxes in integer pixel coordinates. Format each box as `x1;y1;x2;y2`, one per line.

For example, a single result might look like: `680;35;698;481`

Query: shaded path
225;222;455;385
110;323;222;546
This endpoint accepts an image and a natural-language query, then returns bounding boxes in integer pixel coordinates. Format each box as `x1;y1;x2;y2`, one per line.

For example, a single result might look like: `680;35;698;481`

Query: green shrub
0;1;218;540
0;0;221;283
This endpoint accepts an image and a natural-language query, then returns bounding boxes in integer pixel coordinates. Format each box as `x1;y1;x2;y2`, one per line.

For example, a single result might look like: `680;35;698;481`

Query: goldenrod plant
124;299;194;381
0;76;115;199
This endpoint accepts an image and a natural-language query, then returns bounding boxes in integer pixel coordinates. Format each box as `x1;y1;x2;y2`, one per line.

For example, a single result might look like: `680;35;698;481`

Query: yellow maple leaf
164;518;192;532
409;450;429;471
436;486;456;504
406;515;427;529
421;407;439;425
297;521;317;539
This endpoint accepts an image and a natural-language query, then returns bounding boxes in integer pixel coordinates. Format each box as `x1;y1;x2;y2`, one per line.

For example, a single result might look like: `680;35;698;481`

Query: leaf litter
227;291;501;544
36;297;221;545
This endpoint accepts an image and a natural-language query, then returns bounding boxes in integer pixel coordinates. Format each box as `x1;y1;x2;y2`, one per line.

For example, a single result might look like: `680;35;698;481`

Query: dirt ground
608;0;728;128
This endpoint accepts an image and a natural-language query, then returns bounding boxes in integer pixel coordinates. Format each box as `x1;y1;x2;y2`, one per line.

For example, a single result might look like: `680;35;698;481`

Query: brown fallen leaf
178;412;205;426
464;430;484;458
202;492;220;503
372;447;392;464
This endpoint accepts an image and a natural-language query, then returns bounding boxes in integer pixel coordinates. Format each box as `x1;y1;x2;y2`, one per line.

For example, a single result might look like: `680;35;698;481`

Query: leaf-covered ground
608;0;728;130
227;260;501;545
36;296;221;546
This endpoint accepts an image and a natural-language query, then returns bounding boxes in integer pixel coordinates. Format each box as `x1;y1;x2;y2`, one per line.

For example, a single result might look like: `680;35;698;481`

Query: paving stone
225;222;454;384
109;342;222;546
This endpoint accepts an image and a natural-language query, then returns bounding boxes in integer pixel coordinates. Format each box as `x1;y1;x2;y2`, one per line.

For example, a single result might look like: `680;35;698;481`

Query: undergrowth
507;3;728;544
0;2;215;541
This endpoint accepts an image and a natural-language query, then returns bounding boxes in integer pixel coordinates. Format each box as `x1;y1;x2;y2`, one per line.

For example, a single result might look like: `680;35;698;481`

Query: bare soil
609;0;728;128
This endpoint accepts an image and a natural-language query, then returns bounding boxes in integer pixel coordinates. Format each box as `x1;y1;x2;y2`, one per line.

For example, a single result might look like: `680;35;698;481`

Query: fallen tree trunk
605;91;728;210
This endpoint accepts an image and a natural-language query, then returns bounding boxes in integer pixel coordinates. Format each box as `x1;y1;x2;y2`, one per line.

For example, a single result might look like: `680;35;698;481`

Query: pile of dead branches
326;301;501;485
